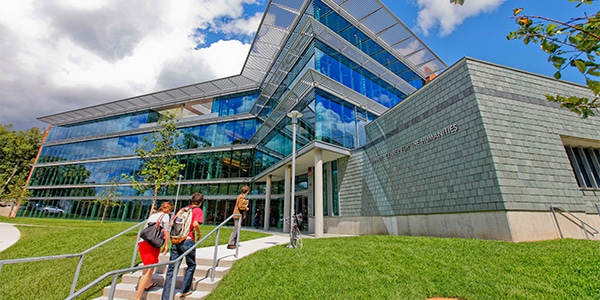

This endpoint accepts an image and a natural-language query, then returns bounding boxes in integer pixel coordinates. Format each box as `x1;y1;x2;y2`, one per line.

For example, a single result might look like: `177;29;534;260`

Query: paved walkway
0;222;350;255
0;222;20;252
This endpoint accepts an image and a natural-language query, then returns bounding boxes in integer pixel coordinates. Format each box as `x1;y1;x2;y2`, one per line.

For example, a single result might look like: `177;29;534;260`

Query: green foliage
209;236;600;300
94;177;121;224
122;112;185;216
0;124;43;207
506;1;600;118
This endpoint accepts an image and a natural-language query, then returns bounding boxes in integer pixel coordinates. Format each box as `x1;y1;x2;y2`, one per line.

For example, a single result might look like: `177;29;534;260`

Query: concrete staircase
94;235;290;300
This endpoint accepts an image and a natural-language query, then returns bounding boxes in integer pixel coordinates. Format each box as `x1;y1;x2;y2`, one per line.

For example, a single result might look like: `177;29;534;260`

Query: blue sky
0;0;594;130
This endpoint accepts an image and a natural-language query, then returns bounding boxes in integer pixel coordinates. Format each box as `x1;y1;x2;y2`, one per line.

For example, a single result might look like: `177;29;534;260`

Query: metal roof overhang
253;140;351;182
37;0;308;126
37;0;445;126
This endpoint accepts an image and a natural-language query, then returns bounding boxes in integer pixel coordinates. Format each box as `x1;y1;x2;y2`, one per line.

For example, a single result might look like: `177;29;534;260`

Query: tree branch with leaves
0;124;43;215
95;177;121;224
507;1;599;118
123;112;185;217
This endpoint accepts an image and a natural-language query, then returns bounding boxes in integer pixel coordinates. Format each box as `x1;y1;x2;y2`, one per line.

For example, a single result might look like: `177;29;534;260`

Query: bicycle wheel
295;228;303;248
289;227;297;248
291;226;303;248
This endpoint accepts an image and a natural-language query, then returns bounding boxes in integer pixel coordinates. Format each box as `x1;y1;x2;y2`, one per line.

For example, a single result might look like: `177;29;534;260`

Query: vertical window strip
565;145;600;189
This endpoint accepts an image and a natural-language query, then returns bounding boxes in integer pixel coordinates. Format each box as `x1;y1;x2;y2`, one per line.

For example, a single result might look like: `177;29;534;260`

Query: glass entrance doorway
294;195;308;231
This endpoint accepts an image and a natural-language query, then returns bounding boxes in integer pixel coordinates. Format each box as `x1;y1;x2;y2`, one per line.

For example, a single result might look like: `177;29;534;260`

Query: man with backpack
162;193;204;299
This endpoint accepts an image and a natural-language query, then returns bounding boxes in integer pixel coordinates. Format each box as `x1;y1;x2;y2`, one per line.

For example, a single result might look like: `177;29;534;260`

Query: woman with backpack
136;201;173;300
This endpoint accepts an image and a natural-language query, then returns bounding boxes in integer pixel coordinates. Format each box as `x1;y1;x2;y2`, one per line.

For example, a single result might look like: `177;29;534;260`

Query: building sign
372;124;459;164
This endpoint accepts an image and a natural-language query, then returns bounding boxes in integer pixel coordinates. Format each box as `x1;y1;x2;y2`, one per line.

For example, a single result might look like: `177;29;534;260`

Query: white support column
326;162;333;216
314;148;323;237
264;175;272;231
283;165;291;233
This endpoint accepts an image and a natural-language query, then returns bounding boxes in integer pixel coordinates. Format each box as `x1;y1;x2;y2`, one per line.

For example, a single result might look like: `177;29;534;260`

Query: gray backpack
170;206;194;244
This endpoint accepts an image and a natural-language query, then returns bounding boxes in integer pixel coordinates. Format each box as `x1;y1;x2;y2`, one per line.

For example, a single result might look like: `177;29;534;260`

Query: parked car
43;206;64;214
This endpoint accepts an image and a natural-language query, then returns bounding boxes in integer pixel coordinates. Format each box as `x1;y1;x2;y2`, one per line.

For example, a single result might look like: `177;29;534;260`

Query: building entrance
295;195;308;231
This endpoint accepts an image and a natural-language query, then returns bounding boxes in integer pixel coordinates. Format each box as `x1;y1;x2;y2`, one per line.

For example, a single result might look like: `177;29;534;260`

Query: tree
451;0;599;118
95;177;121;224
0;124;43;215
123;112;185;217
508;1;599;118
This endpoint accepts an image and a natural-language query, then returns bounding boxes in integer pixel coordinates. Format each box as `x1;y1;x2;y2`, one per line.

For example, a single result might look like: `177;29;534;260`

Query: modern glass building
24;0;444;232
25;0;600;242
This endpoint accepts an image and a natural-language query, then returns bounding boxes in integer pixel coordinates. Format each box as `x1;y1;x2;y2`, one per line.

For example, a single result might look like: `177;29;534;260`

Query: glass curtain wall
310;0;424;89
39;119;260;163
46;110;160;142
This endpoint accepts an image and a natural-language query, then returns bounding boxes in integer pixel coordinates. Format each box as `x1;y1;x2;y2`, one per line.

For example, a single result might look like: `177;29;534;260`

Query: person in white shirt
136;201;172;300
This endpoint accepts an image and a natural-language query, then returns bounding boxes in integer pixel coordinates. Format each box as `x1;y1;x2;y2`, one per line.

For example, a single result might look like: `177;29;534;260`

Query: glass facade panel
310;0;424;89
315;41;407;108
212;90;259;116
40;119;260;163
46;110;159;142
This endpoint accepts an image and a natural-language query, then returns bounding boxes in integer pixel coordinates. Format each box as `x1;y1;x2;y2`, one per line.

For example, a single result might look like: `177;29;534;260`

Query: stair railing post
551;205;564;238
70;254;85;295
131;224;144;268
582;220;589;239
211;228;221;282
235;214;241;258
168;260;182;300
108;274;119;299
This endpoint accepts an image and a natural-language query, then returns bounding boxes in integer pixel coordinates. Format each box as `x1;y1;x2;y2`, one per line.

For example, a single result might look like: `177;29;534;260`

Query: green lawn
209;236;600;300
0;216;266;300
1;217;600;300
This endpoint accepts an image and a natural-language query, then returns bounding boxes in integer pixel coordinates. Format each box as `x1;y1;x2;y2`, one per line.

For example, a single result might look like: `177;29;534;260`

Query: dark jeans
162;239;196;299
254;217;260;228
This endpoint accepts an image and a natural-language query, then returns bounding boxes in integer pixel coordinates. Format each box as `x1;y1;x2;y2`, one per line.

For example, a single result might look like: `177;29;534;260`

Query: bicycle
284;214;303;248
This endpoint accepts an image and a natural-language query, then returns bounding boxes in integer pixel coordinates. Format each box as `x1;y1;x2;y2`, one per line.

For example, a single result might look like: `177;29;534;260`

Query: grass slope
1;217;599;299
209;236;600;300
0;217;266;299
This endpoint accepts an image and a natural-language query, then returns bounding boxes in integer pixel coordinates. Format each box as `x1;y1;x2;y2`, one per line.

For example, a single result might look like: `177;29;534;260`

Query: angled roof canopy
38;0;445;126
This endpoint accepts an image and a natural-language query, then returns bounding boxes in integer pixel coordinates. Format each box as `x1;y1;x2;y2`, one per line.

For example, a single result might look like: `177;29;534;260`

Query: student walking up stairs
94;235;289;300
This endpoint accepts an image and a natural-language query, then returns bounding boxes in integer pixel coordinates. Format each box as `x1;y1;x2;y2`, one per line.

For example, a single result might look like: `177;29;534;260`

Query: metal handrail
550;205;599;239
0;220;146;296
66;214;242;300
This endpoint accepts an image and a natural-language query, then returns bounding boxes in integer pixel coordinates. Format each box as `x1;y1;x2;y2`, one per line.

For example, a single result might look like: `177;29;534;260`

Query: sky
0;0;595;130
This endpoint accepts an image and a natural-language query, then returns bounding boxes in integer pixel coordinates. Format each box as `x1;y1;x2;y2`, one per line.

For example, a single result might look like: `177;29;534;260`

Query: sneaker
227;244;236;249
180;291;193;298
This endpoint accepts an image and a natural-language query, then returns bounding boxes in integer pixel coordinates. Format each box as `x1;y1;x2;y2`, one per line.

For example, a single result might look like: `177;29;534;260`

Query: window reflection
40;119;260;162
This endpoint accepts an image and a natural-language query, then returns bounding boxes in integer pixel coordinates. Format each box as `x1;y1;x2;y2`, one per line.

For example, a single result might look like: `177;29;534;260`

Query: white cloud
413;0;506;36
215;12;264;36
0;0;261;130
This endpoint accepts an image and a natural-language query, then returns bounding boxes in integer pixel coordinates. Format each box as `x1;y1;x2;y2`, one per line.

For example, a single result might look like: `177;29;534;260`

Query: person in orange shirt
227;186;249;249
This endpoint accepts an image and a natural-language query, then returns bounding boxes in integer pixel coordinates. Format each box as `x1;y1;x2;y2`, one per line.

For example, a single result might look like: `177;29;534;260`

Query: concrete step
120;272;222;291
153;262;232;277
94;235;290;300
101;283;210;300
125;264;230;284
157;250;239;269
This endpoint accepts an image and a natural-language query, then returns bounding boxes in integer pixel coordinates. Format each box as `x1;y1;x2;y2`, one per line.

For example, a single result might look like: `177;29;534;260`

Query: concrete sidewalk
0;222;20;252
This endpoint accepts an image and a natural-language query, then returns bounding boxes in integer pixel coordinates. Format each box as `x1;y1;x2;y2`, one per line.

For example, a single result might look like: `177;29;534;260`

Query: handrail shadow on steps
550;205;599;239
0;220;146;296
66;213;242;300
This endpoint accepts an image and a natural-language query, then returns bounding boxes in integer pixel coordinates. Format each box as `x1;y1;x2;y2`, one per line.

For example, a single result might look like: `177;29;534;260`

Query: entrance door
295;195;308;231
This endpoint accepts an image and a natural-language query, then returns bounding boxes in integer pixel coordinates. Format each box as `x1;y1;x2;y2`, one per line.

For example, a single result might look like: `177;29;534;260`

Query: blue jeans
162;239;196;299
